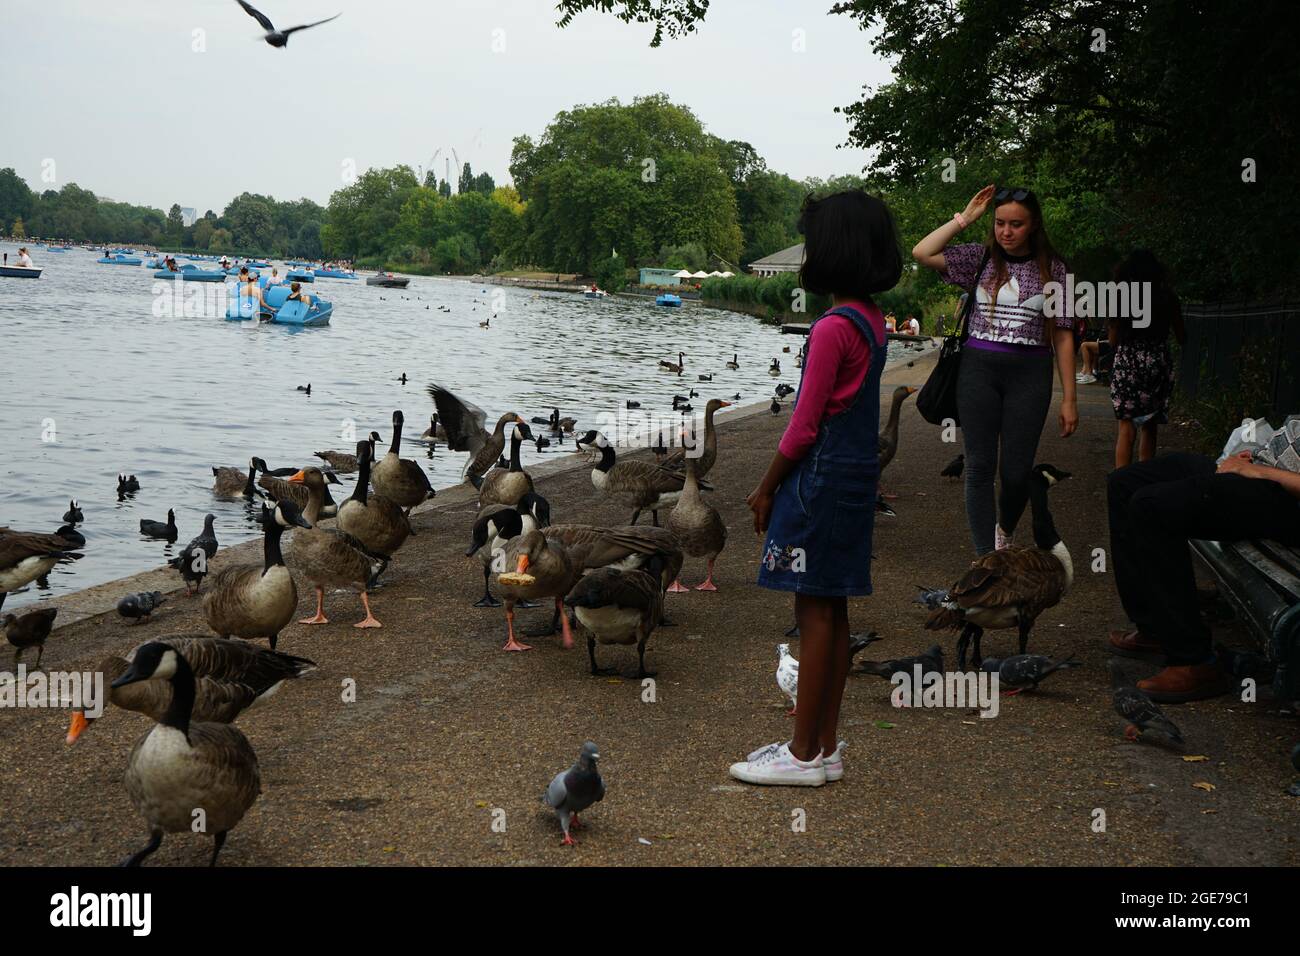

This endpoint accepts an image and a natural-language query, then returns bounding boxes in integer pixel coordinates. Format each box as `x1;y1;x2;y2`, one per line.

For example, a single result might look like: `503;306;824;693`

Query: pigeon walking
1109;660;1183;744
542;742;605;846
776;643;799;715
848;631;882;666
117;591;166;626
981;653;1081;695
169;514;219;595
912;585;951;610
854;644;945;680
236;1;340;48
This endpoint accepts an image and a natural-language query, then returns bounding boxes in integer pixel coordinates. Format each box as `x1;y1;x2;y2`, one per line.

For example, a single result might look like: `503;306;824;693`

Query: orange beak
906;386;918;394
287;470;307;483
516;555;530;574
66;711;89;745
720;400;733;407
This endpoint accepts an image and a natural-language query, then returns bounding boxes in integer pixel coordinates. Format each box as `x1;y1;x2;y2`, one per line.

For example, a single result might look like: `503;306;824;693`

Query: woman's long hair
984;190;1061;300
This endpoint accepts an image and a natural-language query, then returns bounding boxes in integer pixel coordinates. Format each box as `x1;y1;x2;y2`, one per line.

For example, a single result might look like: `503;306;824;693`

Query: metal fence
1177;300;1299;418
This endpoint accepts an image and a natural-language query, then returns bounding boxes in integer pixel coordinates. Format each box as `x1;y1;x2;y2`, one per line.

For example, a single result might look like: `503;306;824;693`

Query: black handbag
916;247;991;426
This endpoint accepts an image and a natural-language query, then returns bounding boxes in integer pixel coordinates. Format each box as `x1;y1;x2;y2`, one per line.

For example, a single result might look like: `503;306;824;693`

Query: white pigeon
776;643;799;716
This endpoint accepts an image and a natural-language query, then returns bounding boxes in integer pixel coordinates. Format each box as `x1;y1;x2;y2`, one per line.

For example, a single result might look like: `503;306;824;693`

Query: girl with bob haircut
734;189;902;787
913;184;1078;555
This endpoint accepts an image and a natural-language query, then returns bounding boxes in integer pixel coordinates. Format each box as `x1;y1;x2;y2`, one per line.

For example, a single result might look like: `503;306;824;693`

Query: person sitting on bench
1107;437;1300;702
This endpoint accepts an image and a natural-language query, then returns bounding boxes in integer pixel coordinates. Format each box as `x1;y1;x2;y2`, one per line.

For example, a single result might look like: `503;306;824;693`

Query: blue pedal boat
315;268;358;279
154;263;226;282
262;284;331;326
98;254;142;265
655;293;683;307
243;261;271;269
285;269;315;283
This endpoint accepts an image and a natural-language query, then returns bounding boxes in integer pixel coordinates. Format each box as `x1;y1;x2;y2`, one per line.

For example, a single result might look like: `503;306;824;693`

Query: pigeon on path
117;591;166;626
776;643;799;715
1109;660;1184;745
854;644;945;680
981;653;1082;695
542;742;605;846
169;514;219;595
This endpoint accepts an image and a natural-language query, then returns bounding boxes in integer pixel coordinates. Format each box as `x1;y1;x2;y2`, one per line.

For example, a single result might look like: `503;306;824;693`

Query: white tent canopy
672;269;694;278
708;270;724;277
721;271;734;277
691;270;710;278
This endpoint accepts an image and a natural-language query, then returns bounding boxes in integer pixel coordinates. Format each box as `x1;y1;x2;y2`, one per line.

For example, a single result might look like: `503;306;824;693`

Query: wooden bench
1191;537;1300;785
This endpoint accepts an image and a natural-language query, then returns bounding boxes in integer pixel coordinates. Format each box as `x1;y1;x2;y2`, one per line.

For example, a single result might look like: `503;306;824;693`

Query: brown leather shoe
1109;629;1166;664
1137;663;1234;703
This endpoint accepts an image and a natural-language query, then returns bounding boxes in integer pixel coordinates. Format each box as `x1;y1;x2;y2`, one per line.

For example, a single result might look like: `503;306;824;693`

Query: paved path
3;351;1296;866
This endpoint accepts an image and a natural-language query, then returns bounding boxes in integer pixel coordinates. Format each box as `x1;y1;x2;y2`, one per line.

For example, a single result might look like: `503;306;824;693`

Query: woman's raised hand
962;184;996;224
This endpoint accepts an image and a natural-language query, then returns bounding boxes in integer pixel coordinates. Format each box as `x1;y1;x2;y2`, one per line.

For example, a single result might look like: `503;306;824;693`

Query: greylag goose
662;398;732;479
666;457;727;591
67;635;315;743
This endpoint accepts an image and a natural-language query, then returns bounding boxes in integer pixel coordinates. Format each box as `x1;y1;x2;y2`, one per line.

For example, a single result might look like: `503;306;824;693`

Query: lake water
0;241;915;610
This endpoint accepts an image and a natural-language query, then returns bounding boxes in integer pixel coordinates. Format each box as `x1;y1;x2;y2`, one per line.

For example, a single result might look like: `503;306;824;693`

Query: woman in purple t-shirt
913;184;1079;554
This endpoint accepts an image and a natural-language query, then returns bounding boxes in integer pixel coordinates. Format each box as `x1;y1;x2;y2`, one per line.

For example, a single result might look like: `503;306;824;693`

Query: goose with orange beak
496;530;580;652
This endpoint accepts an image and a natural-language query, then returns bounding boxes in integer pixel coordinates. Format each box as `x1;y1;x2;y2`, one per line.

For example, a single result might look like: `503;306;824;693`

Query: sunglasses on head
995;186;1033;202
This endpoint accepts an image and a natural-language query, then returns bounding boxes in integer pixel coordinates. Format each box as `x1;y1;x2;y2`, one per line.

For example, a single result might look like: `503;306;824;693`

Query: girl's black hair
1112;248;1180;344
798;190;902;301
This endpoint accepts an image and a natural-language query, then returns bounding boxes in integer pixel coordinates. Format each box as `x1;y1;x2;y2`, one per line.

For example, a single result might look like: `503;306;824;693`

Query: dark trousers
1107;452;1300;664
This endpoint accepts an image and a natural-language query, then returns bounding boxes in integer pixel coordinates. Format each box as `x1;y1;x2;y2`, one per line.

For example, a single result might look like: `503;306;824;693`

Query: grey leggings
956;347;1055;554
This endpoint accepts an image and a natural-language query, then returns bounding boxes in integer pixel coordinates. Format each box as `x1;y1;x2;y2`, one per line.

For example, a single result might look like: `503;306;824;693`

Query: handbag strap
955;246;993;343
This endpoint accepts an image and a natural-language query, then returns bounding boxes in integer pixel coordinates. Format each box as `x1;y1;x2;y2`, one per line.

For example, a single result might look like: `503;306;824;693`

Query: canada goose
3;606;58;667
794;351;803;368
557;416;577;434
139;509;178;543
297;383;311;394
112;642;262;867
480;316;490;328
370;410;436;519
203;501;308;650
878;385;919;474
575;430;711;526
666;457;727;591
464;493;551;608
769;358;781;376
286;471;387;628
565;559;665;678
428;383;526;487
478;422;535;508
659;352;685;374
544;524;683;591
68;636;316;744
256;461;340;521
252;457;305;479
662;398;732;479
725;353;739;370
332;440;411;560
418;414;444;444
923;464;1073;668
168;514;218;595
496;529;581;652
62;499;84;524
212;459;258;498
0;527;84;611
314;432;381;473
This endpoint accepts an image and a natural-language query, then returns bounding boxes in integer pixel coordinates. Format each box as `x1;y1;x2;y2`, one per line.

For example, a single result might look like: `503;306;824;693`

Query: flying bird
236;1;340;48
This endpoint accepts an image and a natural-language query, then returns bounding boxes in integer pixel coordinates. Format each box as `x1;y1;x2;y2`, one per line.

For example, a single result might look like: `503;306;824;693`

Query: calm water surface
0;241;914;609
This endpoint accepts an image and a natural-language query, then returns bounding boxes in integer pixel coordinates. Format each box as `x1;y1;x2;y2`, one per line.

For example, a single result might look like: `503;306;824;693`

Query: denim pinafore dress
757;304;885;596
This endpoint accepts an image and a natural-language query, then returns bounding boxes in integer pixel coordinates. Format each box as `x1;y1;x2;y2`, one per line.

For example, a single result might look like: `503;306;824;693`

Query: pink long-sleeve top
778;301;885;461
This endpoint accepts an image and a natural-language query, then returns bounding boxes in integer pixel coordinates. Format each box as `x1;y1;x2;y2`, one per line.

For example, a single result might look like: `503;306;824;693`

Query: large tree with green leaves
556;0;1298;298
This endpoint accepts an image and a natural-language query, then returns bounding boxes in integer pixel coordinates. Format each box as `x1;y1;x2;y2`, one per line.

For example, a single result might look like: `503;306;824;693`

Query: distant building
181;207;197;227
748;242;804;277
638;268;682;287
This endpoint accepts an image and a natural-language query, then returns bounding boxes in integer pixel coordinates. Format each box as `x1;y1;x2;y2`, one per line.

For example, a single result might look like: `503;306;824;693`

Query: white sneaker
730;742;826;787
822;740;846;782
995;525;1014;550
1077;373;1096;384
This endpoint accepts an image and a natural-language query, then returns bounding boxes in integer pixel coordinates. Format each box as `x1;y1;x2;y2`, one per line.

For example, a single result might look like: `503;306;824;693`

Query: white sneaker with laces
995;525;1013;550
1077;373;1096;384
730;742;826;787
822;740;846;782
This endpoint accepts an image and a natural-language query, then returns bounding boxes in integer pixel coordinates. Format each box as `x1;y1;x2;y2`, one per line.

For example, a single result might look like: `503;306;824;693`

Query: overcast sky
0;0;892;214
